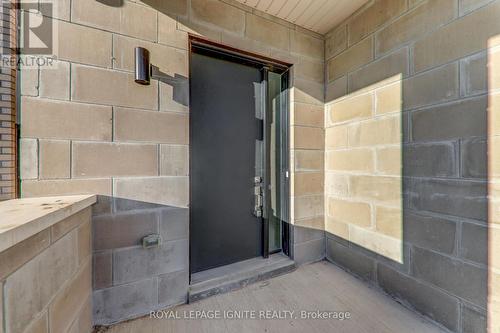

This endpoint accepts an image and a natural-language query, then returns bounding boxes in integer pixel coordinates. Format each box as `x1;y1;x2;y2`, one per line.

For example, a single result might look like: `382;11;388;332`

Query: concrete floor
104;261;445;333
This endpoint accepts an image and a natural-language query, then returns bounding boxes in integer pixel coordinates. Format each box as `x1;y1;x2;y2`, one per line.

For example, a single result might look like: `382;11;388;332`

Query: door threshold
189;253;295;303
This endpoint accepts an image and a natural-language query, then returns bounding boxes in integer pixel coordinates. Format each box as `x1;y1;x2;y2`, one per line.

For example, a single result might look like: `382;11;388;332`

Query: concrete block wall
17;0;325;324
324;0;497;332
92;198;189;325
19;0;324;210
0;207;93;333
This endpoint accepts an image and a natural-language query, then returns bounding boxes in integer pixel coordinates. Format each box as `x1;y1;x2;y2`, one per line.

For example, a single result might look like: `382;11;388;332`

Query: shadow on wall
152;66;189;107
323;35;500;333
140;0;325;105
95;0;325;112
98;0;190;108
91;195;189;325
96;0;124;7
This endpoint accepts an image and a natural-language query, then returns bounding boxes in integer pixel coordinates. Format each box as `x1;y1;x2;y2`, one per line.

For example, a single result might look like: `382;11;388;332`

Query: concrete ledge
0;194;96;252
1;203;93;333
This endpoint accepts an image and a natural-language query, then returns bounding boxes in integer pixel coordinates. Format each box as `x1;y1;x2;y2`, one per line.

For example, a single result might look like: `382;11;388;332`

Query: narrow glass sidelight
254;65;290;257
264;69;290;255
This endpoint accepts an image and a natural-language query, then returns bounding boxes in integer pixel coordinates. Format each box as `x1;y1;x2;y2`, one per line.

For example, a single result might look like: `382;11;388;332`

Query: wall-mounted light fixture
132;47;188;107
134;47;151;85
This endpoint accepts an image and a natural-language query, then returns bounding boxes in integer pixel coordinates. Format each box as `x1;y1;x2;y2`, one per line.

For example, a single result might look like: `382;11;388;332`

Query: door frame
188;35;292;274
189;35;291;72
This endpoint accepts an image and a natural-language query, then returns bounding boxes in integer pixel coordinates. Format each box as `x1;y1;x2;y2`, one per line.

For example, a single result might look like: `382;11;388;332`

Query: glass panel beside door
264;69;290;255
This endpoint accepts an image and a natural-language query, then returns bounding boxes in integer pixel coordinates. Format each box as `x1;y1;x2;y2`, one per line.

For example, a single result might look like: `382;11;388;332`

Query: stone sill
0;194;96;252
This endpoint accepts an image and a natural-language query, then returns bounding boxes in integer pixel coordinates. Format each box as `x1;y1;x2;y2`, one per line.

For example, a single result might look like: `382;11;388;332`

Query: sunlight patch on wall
325;74;403;263
289;78;325;231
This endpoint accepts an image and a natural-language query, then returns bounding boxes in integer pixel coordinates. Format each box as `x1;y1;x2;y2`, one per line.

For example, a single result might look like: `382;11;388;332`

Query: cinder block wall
91;198;189;325
0;207;93;333
324;0;497;332
18;0;325;325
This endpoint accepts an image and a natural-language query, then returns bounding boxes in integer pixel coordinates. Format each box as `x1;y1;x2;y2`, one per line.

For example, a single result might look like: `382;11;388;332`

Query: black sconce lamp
134;47;151;85
134;46;184;89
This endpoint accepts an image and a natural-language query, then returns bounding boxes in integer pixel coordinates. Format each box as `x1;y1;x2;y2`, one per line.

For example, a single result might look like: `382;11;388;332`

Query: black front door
190;52;263;273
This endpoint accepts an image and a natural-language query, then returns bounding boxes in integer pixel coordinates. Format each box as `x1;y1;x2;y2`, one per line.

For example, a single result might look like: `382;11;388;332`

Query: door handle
254;177;263;217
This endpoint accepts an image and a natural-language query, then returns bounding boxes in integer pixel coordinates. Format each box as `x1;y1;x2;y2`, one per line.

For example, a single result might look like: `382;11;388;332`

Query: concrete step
189;253;296;303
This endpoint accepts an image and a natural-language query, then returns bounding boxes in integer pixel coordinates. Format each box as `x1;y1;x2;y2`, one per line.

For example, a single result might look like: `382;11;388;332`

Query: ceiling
235;0;369;35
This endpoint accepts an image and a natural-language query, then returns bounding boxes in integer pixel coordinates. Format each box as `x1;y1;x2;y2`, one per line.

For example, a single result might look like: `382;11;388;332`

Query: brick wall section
0;207;93;333
0;0;17;201
324;0;497;332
